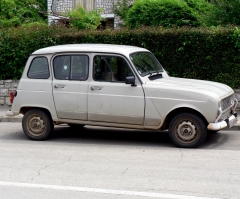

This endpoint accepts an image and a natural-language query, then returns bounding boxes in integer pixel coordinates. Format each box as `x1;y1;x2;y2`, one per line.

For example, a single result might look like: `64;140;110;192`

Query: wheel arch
20;107;53;120
161;107;208;130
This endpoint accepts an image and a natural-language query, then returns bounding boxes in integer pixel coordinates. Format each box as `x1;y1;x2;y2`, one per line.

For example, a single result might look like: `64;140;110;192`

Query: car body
7;44;238;147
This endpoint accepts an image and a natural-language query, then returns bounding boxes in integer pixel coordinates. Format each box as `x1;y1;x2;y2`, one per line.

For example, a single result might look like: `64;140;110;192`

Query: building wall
47;0;123;28
0;80;19;106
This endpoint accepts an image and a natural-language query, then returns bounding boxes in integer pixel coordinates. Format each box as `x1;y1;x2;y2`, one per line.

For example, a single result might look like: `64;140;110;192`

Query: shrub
0;0;46;28
1;25;240;88
209;0;240;26
66;4;103;30
183;0;217;26
126;0;201;28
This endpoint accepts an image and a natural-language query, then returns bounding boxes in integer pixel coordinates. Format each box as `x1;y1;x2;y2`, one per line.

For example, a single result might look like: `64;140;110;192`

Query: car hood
144;76;233;98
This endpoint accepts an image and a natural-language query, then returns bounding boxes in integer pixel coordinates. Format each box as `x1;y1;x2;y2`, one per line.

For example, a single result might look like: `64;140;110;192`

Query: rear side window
53;55;89;81
28;57;50;79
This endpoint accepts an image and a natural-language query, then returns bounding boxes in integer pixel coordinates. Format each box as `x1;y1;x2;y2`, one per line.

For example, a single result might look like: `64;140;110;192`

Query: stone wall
0;80;19;106
1;80;240;110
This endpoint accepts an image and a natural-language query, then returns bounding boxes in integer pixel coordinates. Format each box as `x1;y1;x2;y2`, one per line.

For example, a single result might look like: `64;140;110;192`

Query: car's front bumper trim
207;113;238;131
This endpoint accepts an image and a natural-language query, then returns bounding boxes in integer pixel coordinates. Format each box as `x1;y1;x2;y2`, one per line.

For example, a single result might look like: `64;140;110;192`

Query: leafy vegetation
1;0;240;90
113;0;240;27
125;0;201;28
183;0;217;26
209;0;240;26
66;4;103;30
1;26;240;88
0;0;47;28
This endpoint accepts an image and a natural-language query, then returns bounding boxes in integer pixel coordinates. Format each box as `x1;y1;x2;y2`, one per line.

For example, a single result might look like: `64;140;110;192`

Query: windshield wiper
148;71;163;80
148;70;161;76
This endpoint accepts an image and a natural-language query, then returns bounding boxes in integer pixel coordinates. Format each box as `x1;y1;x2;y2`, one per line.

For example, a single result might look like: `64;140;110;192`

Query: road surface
0;123;239;199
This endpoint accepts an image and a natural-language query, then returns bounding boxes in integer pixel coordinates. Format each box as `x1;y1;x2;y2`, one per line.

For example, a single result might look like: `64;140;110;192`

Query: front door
88;54;145;125
52;54;89;120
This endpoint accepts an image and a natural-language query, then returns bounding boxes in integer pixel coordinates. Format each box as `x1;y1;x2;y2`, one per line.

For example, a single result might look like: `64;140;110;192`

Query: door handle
91;86;102;90
54;84;65;88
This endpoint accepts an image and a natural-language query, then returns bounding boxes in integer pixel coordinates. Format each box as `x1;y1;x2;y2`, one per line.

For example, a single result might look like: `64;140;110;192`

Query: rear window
28;57;50;79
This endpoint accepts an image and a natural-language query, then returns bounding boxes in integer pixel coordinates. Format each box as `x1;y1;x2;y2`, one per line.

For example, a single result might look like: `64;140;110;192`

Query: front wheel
169;113;207;148
22;109;53;140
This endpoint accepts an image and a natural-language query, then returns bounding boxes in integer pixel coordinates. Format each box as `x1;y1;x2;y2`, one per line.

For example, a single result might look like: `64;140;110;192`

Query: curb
0;115;23;123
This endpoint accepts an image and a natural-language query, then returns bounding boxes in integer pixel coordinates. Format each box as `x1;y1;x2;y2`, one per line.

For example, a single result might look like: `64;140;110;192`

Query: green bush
66;4;103;30
209;0;240;26
183;0;218;26
125;0;201;28
1;25;240;88
184;0;240;26
0;0;46;28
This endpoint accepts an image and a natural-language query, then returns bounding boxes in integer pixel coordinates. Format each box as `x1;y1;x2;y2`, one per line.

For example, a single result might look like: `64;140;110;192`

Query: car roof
32;44;149;55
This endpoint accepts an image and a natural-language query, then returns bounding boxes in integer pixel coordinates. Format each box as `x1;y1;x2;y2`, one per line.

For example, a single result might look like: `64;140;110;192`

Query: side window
28;57;50;79
53;56;70;80
53;55;89;81
71;55;89;81
93;55;133;82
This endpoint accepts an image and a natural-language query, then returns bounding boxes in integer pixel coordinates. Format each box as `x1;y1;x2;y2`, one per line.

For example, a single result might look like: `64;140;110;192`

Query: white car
7;44;238;148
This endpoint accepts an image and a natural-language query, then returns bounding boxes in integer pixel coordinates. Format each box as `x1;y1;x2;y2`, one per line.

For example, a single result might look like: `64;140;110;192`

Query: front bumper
207;112;238;131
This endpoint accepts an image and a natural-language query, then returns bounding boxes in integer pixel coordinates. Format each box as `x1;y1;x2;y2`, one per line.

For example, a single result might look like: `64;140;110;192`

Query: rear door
52;54;89;120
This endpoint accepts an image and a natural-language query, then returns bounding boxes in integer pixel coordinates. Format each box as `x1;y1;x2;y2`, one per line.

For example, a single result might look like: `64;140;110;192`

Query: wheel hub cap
28;116;45;135
177;121;197;141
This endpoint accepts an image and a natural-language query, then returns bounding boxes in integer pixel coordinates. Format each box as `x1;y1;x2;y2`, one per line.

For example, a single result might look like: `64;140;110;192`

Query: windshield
129;52;164;77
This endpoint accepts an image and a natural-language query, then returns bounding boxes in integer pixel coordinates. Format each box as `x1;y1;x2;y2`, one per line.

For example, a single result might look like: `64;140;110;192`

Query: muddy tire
22;109;53;140
169;113;207;148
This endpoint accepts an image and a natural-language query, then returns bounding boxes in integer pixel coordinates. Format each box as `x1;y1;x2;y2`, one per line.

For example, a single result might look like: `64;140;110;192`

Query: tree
0;0;46;28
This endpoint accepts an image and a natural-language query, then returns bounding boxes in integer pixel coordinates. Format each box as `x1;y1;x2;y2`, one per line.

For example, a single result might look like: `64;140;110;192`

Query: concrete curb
0;116;23;123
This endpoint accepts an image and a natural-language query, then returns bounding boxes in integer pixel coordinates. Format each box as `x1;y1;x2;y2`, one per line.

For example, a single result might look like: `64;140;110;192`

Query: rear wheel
169;113;207;148
22;109;53;140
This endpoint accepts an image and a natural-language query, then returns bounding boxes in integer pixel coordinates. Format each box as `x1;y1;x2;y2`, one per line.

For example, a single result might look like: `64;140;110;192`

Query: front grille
218;110;230;121
221;95;233;111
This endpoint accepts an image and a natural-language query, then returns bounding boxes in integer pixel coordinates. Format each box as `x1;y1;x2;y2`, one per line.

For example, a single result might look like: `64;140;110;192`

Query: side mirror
125;76;136;87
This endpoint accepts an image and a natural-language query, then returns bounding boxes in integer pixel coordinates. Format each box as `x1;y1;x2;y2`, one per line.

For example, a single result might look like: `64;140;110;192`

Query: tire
22;109;54;140
169;113;207;148
68;123;85;129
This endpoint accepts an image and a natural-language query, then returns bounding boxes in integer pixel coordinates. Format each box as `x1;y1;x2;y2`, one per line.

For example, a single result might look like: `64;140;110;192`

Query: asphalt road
0;123;239;199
